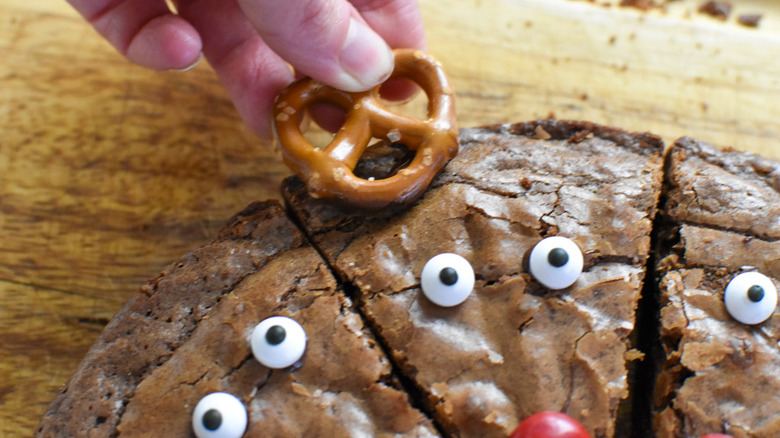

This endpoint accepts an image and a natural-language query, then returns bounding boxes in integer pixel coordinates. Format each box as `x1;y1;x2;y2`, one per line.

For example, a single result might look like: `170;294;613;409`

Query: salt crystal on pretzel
272;49;458;209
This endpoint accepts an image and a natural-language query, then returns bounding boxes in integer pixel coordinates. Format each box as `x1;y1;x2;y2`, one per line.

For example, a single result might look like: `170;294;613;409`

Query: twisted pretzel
272;49;458;208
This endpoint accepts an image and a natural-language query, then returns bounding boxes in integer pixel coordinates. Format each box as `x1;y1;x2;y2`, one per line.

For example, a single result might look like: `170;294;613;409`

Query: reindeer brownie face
655;139;780;438
284;120;665;438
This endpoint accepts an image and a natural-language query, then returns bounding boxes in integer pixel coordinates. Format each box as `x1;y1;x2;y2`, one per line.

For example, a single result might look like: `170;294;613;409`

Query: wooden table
2;0;779;434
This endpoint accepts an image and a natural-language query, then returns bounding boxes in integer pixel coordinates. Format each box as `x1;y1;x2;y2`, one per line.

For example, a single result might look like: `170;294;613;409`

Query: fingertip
333;16;394;92
245;115;274;140
125;15;203;71
352;0;427;52
173;52;203;72
217;41;295;140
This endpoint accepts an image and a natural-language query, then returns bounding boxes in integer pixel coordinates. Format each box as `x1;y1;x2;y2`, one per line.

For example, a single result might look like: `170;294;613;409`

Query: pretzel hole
354;141;415;181
379;80;428;122
298;122;333;152
308;102;347;134
295;102;346;151
379;77;420;103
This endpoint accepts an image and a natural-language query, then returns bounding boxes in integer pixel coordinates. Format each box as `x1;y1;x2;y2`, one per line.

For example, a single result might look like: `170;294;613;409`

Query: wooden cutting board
2;0;779;434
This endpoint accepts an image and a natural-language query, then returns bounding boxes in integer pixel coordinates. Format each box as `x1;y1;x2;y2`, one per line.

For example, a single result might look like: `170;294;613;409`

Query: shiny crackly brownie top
284;119;665;438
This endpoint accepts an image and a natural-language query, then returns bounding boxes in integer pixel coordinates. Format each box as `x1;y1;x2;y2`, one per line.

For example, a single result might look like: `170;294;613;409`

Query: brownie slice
37;201;437;437
654;139;780;437
283;120;665;438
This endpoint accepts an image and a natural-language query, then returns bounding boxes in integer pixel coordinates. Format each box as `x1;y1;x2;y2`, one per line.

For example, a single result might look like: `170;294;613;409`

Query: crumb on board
698;1;732;20
619;0;658;11
598;0;764;27
738;13;762;28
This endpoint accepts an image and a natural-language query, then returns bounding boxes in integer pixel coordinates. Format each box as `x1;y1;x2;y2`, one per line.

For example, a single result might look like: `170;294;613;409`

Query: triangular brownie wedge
283;120;665;437
654;139;780;437
36;201;437;437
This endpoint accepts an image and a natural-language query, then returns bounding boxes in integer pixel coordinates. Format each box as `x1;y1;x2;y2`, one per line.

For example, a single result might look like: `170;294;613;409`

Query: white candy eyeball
192;392;247;438
724;271;778;325
528;236;584;290
251;316;307;369
420;253;475;307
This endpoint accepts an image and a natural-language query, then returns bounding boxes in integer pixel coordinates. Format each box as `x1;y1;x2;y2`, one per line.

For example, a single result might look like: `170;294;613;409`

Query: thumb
236;0;394;92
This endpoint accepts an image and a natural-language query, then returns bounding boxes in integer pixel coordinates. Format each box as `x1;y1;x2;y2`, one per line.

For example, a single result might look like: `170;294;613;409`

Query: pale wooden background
2;0;779;435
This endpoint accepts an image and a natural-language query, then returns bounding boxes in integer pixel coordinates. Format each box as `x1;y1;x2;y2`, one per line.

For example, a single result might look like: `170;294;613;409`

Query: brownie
283;120;665;437
654;139;780;437
36;201;436;437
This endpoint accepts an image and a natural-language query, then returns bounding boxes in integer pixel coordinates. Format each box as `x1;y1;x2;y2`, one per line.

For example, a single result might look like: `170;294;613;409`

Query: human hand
67;0;427;138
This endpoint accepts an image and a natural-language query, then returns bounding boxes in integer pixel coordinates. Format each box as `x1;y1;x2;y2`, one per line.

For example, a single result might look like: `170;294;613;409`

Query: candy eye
420;253;475;307
192;392;247;438
724;271;778;325
250;316;307;369
527;236;584;290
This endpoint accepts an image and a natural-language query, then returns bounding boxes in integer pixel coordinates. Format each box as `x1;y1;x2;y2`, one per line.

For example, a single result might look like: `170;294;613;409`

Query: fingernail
173;52;203;72
336;18;394;92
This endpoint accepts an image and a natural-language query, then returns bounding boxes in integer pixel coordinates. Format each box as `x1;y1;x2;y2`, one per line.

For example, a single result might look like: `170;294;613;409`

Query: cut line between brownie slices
283;119;665;438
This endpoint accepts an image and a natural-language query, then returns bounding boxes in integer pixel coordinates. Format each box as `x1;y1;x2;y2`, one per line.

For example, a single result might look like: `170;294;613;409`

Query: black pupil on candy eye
439;267;458;286
548;248;569;267
202;408;222;431
266;325;287;345
748;285;765;303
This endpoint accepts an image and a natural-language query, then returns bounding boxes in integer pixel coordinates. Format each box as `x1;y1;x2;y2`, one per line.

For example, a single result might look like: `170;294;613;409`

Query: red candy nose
509;411;591;438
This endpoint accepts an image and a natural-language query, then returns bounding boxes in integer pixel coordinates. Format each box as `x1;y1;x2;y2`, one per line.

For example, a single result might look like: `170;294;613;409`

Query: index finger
351;0;428;101
68;0;202;70
350;0;426;52
235;0;395;92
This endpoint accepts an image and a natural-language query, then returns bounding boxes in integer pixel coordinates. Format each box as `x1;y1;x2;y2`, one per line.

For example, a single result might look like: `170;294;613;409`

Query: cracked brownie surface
283;120;665;437
36;201;436;437
654;139;780;437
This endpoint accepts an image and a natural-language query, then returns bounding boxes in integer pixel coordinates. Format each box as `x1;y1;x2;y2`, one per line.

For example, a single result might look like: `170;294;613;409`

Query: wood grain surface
2;0;779;435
